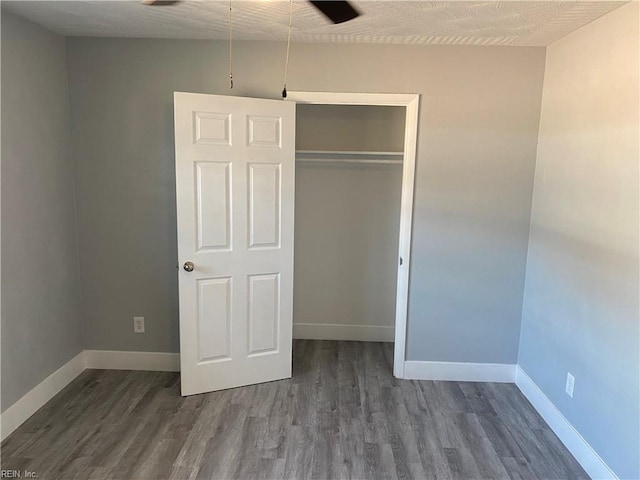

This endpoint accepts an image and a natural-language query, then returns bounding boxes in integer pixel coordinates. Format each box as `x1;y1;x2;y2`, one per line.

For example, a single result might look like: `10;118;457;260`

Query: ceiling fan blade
142;0;180;6
309;1;361;24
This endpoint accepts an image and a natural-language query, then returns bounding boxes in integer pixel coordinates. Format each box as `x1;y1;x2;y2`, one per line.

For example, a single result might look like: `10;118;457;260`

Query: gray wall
296;104;406;152
518;3;639;478
294;105;403;335
1;12;82;411
66;38;545;362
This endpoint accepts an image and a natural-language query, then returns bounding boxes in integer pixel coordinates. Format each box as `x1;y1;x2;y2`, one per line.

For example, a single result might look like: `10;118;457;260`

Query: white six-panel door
174;92;295;396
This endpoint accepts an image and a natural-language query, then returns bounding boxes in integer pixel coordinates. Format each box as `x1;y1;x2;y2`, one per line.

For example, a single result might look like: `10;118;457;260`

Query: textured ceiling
2;1;627;46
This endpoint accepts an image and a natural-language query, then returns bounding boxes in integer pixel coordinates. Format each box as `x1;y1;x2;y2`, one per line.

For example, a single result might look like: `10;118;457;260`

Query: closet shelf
295;150;403;165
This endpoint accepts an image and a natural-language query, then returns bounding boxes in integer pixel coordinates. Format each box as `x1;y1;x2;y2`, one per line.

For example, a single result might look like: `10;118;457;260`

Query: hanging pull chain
282;0;293;98
229;0;234;89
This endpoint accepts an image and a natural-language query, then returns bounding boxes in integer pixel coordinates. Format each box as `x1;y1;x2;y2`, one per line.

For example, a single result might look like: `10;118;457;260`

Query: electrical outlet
133;316;145;334
565;372;575;398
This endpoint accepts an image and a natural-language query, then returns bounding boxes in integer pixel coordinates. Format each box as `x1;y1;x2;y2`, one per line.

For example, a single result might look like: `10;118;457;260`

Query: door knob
183;261;195;272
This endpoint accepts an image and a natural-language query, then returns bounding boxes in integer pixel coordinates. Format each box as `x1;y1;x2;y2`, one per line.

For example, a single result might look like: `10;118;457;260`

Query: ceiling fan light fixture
309;1;361;24
142;0;181;6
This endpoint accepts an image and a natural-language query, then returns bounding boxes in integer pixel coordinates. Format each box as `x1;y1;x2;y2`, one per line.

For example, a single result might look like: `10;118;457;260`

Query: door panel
197;277;232;363
247;273;280;356
174;92;295;396
248;163;281;249
195;162;231;251
247;115;282;147
194;111;231;145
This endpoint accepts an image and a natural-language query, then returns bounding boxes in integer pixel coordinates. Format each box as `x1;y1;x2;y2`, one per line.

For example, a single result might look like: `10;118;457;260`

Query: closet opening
288;92;420;378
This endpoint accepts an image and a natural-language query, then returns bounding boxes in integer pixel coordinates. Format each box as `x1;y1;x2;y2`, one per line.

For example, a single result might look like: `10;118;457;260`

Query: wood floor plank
1;341;589;480
283;425;314;480
456;413;510;479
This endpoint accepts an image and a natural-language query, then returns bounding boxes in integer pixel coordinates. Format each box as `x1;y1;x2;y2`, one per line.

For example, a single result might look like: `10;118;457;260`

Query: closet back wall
67;39;545;363
294;105;404;341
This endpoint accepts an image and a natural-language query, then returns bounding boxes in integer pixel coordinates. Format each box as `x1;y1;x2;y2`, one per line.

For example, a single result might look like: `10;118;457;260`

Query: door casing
287;91;420;379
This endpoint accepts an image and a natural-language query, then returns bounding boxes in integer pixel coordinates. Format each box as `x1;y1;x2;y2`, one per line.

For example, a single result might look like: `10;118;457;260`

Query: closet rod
296;158;402;165
295;150;404;166
296;149;403;157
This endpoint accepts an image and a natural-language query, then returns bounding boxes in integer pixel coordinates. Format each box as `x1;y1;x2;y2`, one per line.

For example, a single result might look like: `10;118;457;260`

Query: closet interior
293;104;406;343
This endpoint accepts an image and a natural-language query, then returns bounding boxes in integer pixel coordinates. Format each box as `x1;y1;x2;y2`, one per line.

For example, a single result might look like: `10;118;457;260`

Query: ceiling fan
142;0;361;24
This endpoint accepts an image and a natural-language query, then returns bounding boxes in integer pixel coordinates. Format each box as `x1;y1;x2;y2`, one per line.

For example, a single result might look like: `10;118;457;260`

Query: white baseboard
404;360;516;383
515;366;618;480
293;323;395;342
1;349;618;480
1;351;87;441
84;350;180;372
1;349;180;442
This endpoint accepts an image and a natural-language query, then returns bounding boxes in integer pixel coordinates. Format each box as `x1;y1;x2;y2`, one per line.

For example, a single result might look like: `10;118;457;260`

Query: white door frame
287;91;419;379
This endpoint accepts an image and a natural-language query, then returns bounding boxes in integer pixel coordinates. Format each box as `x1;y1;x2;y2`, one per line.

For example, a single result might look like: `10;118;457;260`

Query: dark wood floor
2;340;587;480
